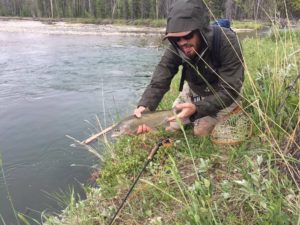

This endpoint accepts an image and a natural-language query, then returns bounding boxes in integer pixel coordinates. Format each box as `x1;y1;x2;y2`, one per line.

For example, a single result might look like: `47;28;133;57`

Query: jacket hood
166;0;210;35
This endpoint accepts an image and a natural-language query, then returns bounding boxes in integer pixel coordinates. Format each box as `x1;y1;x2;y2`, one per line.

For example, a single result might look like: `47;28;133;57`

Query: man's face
169;31;201;59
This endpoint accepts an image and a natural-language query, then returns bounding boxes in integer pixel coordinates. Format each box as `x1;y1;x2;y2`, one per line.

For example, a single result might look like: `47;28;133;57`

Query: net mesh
211;110;252;145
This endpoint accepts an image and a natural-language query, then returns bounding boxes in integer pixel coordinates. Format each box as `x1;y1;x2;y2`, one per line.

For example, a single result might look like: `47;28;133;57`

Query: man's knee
193;116;217;136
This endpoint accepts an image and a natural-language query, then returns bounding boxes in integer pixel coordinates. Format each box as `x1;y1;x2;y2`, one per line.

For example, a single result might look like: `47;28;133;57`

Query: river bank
0;17;165;36
0;17;255;36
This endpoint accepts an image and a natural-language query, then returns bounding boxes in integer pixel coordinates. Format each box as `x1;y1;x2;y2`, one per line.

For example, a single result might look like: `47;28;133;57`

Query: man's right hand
133;106;152;134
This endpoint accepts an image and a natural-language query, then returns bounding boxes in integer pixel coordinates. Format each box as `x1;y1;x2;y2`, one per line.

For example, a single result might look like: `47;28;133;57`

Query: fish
111;110;174;138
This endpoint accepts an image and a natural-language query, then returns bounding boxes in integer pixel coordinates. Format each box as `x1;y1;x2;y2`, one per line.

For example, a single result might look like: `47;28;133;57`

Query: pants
171;83;240;136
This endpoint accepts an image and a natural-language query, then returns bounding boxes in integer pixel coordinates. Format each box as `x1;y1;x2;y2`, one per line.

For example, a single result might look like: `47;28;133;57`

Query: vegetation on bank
57;18;268;30
231;20;266;30
0;16;167;27
39;27;300;225
0;0;299;23
0;16;269;30
56;17;167;27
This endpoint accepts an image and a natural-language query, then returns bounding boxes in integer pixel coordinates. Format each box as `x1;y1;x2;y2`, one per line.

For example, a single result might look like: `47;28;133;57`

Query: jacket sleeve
191;30;244;120
138;44;182;111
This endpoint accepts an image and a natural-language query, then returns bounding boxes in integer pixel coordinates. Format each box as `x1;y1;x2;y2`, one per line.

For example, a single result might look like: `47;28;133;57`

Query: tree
0;0;298;20
49;0;53;17
95;0;105;18
140;0;151;19
224;0;233;20
288;0;300;18
131;0;140;19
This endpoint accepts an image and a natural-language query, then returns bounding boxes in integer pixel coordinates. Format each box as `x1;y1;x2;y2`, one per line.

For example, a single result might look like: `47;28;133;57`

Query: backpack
211;19;236;68
212;18;231;28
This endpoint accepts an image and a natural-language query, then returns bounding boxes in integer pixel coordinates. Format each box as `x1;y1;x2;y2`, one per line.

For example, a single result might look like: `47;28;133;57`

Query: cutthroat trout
111;110;174;138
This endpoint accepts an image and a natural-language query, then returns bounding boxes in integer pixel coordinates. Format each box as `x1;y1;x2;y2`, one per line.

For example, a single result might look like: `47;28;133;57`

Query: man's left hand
168;103;196;122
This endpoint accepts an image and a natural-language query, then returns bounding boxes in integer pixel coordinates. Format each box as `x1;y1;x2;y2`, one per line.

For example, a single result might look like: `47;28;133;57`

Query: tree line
0;0;299;21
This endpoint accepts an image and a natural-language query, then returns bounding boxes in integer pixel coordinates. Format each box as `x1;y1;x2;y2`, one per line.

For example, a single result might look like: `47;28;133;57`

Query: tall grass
43;23;300;225
1;151;44;224
0;151;21;225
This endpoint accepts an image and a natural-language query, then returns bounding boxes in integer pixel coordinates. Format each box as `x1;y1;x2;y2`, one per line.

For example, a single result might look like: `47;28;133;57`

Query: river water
0;31;163;223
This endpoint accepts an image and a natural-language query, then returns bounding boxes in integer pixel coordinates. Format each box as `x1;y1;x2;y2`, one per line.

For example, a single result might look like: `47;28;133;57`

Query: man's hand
133;106;152;134
134;106;146;118
137;124;152;134
168;103;196;122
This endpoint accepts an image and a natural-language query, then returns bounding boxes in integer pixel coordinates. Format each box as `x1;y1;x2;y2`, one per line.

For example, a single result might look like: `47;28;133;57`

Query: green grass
66;18;167;28
44;29;300;225
231;20;266;30
0;151;21;225
64;18;264;30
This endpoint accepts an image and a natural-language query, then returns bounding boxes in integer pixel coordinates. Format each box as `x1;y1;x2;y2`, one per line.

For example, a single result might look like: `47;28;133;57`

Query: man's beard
179;44;197;58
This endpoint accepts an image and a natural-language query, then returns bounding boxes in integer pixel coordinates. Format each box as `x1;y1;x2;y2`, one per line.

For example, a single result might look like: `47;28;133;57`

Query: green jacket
137;0;244;121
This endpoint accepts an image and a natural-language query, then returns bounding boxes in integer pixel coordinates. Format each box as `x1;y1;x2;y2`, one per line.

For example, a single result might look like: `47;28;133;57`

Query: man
134;0;244;136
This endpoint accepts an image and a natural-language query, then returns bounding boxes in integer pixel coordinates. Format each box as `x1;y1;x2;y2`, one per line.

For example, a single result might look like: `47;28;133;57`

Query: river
0;31;163;224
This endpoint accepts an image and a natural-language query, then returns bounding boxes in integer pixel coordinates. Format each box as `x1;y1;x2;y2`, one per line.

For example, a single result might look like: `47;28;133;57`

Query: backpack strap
212;25;222;68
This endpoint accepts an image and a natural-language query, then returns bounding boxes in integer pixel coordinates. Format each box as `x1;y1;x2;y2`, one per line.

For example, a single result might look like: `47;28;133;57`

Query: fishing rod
108;138;171;225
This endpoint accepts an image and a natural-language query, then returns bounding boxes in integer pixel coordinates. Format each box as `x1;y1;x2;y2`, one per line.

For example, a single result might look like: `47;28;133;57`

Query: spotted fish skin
111;110;174;137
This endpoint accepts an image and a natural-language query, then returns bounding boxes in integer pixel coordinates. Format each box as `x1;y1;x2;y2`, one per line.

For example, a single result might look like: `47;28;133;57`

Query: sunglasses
169;31;195;42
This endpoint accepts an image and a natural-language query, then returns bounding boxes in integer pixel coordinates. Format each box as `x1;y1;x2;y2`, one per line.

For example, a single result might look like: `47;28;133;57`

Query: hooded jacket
137;0;244;121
